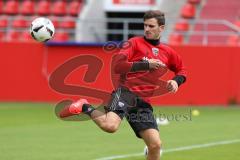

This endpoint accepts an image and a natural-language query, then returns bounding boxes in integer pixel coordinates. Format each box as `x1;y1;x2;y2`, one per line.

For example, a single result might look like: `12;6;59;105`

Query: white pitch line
95;139;240;160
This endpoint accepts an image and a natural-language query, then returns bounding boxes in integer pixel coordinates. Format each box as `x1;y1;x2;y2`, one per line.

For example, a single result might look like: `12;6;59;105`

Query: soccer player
60;10;187;160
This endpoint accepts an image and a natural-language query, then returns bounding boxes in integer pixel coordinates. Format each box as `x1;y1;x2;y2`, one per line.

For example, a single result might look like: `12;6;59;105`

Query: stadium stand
50;16;60;28
0;31;4;41
188;0;201;5
0;0;84;42
234;17;240;28
69;0;82;16
37;0;51;16
0;16;8;28
21;30;35;42
227;34;239;46
169;33;184;45
170;0;240;46
183;0;240;45
194;0;240;45
60;16;76;29
53;31;70;42
174;19;190;32
180;3;196;19
169;0;202;45
6;30;20;41
4;0;19;15
21;0;35;15
0;0;3;14
0;0;239;45
12;16;29;28
52;0;67;16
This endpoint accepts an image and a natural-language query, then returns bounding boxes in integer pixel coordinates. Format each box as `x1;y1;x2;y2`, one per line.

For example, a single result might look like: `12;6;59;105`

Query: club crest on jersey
152;48;159;56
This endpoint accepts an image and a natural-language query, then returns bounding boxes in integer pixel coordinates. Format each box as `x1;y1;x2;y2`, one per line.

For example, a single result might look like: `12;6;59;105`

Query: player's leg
90;87;128;132
59;88;127;133
59;99;123;133
128;118;161;160
139;129;161;160
90;109;122;133
126;99;161;160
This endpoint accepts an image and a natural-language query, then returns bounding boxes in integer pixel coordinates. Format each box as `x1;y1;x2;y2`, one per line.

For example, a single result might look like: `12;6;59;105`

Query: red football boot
59;99;89;118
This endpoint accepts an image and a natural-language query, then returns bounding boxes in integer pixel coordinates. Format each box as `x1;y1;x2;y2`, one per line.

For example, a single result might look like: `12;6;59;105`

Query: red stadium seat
60;17;76;29
52;1;67;16
4;0;19;15
37;0;50;15
6;30;20;41
188;0;201;5
175;20;189;31
169;33;184;45
30;15;38;22
50;17;60;28
0;1;3;14
69;0;82;16
0;17;8;28
21;31;35;42
0;32;5;41
234;20;240;28
181;3;196;19
227;35;239;46
12;16;28;28
53;32;70;42
21;0;35;15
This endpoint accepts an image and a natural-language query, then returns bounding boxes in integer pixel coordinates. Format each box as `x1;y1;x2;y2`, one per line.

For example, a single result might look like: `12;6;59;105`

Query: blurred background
1;0;240;44
0;0;240;160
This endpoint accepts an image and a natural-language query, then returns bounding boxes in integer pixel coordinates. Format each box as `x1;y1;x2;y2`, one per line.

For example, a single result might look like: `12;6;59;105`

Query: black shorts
105;87;159;138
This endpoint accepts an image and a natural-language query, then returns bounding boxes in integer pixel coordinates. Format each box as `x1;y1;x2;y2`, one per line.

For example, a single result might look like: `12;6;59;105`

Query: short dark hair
143;10;165;26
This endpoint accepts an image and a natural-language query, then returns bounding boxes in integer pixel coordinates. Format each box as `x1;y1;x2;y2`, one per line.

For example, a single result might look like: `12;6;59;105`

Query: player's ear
160;25;165;30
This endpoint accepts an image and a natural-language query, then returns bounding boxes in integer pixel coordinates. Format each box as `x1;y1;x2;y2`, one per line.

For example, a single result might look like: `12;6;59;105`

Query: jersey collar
144;36;160;46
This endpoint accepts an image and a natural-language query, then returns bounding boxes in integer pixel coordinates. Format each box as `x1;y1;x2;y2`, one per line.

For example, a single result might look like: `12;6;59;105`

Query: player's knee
147;140;162;152
100;123;118;133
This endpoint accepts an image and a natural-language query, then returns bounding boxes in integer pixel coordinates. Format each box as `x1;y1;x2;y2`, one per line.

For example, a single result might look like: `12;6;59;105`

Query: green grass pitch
0;103;239;160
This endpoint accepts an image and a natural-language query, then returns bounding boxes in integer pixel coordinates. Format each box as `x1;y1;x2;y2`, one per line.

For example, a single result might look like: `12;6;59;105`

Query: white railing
1;16;239;45
75;18;240;45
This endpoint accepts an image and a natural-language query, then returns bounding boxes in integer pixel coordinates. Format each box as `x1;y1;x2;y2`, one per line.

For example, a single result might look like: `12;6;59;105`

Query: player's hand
166;80;178;93
148;59;165;70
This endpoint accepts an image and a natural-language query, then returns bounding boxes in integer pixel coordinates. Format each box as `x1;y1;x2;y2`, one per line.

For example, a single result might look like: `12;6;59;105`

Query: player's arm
130;58;162;72
167;75;186;93
167;49;187;92
113;54;161;74
113;39;160;74
172;75;186;86
114;53;149;73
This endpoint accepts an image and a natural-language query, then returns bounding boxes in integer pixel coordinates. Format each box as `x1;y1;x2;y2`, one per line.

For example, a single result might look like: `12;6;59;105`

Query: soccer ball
30;17;55;42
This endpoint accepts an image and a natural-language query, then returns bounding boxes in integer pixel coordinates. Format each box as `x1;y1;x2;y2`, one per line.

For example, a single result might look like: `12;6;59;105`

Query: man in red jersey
60;10;186;160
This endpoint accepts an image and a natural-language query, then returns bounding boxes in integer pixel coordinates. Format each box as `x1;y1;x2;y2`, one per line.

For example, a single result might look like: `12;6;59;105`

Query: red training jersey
113;36;187;102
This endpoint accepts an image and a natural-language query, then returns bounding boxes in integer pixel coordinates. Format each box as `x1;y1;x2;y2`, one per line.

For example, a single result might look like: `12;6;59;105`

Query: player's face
144;18;164;40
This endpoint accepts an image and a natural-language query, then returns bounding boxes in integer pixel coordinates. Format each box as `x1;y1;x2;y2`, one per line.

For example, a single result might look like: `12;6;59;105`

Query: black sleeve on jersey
130;61;149;72
172;75;186;86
